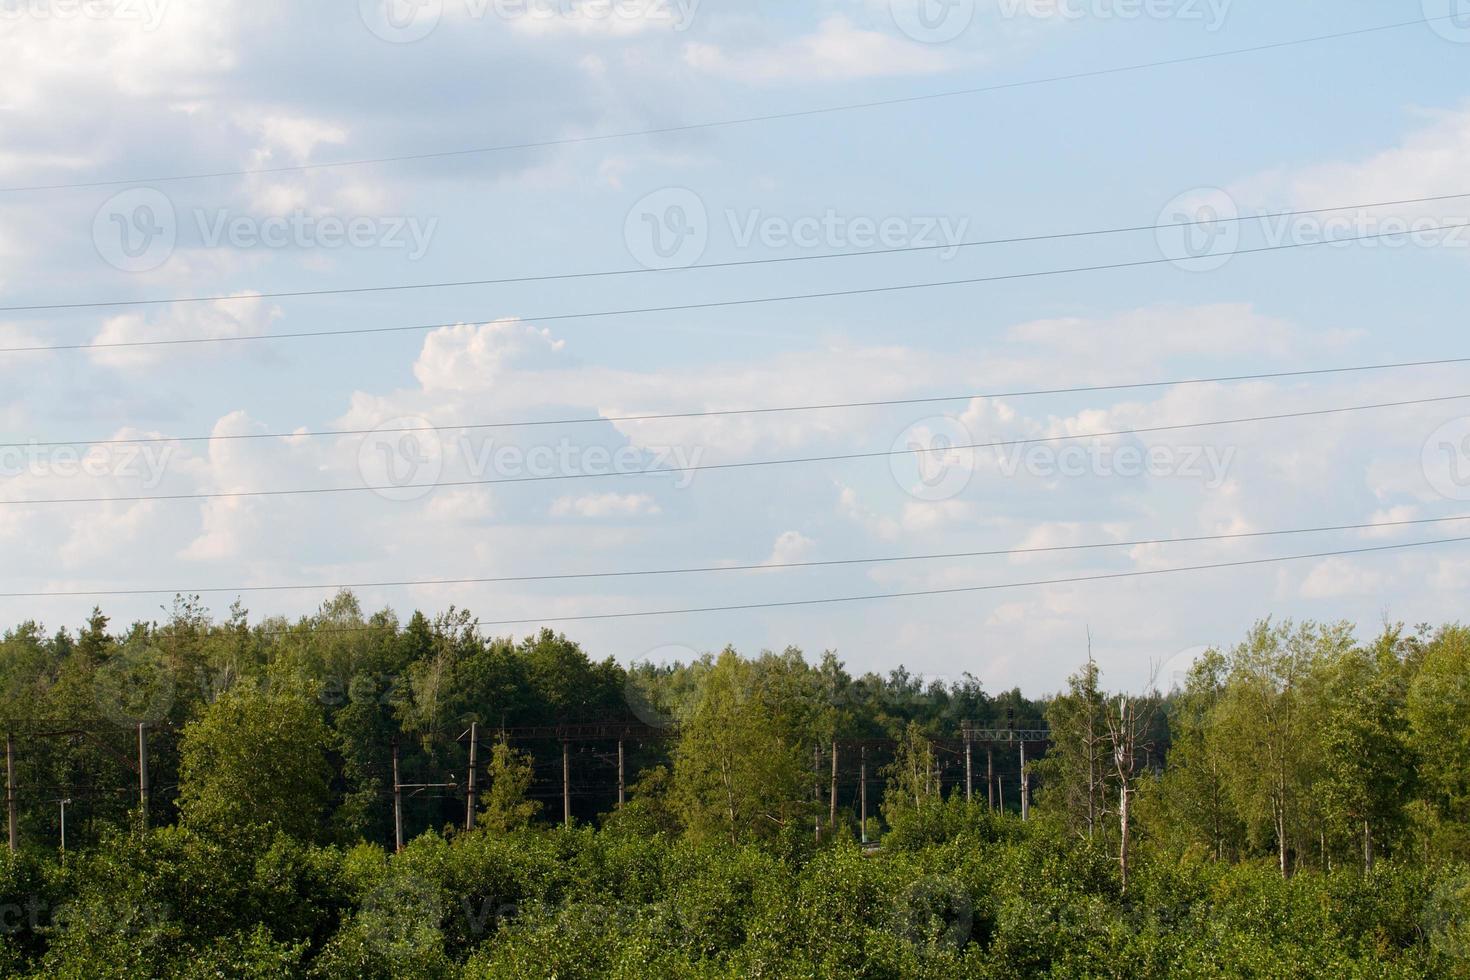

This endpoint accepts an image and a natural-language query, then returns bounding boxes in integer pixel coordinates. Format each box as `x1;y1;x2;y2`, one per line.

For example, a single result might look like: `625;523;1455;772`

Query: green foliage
0;602;1465;974
177;681;334;842
478;738;542;834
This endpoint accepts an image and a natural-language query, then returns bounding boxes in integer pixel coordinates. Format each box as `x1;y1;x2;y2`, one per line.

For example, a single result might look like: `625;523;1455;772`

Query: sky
3;0;1470;696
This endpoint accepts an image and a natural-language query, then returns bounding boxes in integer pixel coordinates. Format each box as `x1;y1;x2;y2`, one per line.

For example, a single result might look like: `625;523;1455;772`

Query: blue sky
3;0;1470;694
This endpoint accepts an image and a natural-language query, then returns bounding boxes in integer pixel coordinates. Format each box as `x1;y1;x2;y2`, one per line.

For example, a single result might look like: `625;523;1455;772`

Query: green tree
1210;620;1339;876
1406;625;1470;859
478;738;541;834
671;648;816;843
177;682;333;841
1038;656;1108;837
1147;649;1247;861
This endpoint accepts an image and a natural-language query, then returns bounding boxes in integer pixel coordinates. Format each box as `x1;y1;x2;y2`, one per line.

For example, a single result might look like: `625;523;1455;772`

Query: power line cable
0;14;1449;195
2;392;1463;505
466;536;1470;627
6;220;1465;355
130;536;1470;637
9;189;1470;314
6;353;1467;451
4;512;1468;600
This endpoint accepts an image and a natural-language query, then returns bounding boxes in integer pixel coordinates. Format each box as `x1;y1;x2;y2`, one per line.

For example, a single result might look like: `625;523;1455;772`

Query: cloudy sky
3;0;1470;694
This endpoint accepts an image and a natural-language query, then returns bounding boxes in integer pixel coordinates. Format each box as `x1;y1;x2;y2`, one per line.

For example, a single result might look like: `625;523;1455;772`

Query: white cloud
683;15;965;83
550;492;661;518
413;319;568;392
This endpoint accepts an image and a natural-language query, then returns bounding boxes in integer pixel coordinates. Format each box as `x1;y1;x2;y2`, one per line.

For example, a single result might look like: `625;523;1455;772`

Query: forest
0;593;1466;977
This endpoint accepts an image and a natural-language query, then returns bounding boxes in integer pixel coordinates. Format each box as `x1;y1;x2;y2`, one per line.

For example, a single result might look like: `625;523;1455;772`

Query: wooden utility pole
617;739;626;808
987;746;994;810
137;723;150;829
562;741;571;826
813;743;821;842
464;722;478;831
998;770;1005;812
1019;741;1029;822
391;738;403;853
5;734;15;853
859;746;868;845
829;739;838;831
963;723;973;802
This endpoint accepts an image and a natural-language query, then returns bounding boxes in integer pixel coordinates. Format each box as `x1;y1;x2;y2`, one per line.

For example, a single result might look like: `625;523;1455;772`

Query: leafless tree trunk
1104;676;1160;894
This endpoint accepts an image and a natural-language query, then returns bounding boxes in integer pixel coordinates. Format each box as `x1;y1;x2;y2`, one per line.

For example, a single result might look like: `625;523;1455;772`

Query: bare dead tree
1103;664;1161;893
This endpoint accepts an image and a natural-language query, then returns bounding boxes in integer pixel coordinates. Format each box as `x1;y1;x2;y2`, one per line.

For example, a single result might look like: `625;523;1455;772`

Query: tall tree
1210;620;1336;877
671;649;815;843
1040;656;1109;837
177;681;333;842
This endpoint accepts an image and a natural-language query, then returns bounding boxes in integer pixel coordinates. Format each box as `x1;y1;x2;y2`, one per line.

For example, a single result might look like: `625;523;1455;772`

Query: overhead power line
0;14;1448;195
2;392;1463;506
467;536;1470;626
109;537;1470;637
6;354;1468;452
8;190;1470;314
7;221;1466;355
5;513;1469;600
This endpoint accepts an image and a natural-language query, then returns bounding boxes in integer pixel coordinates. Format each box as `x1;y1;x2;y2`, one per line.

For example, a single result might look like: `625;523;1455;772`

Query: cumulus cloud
683;16;966;83
550;492;662;518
